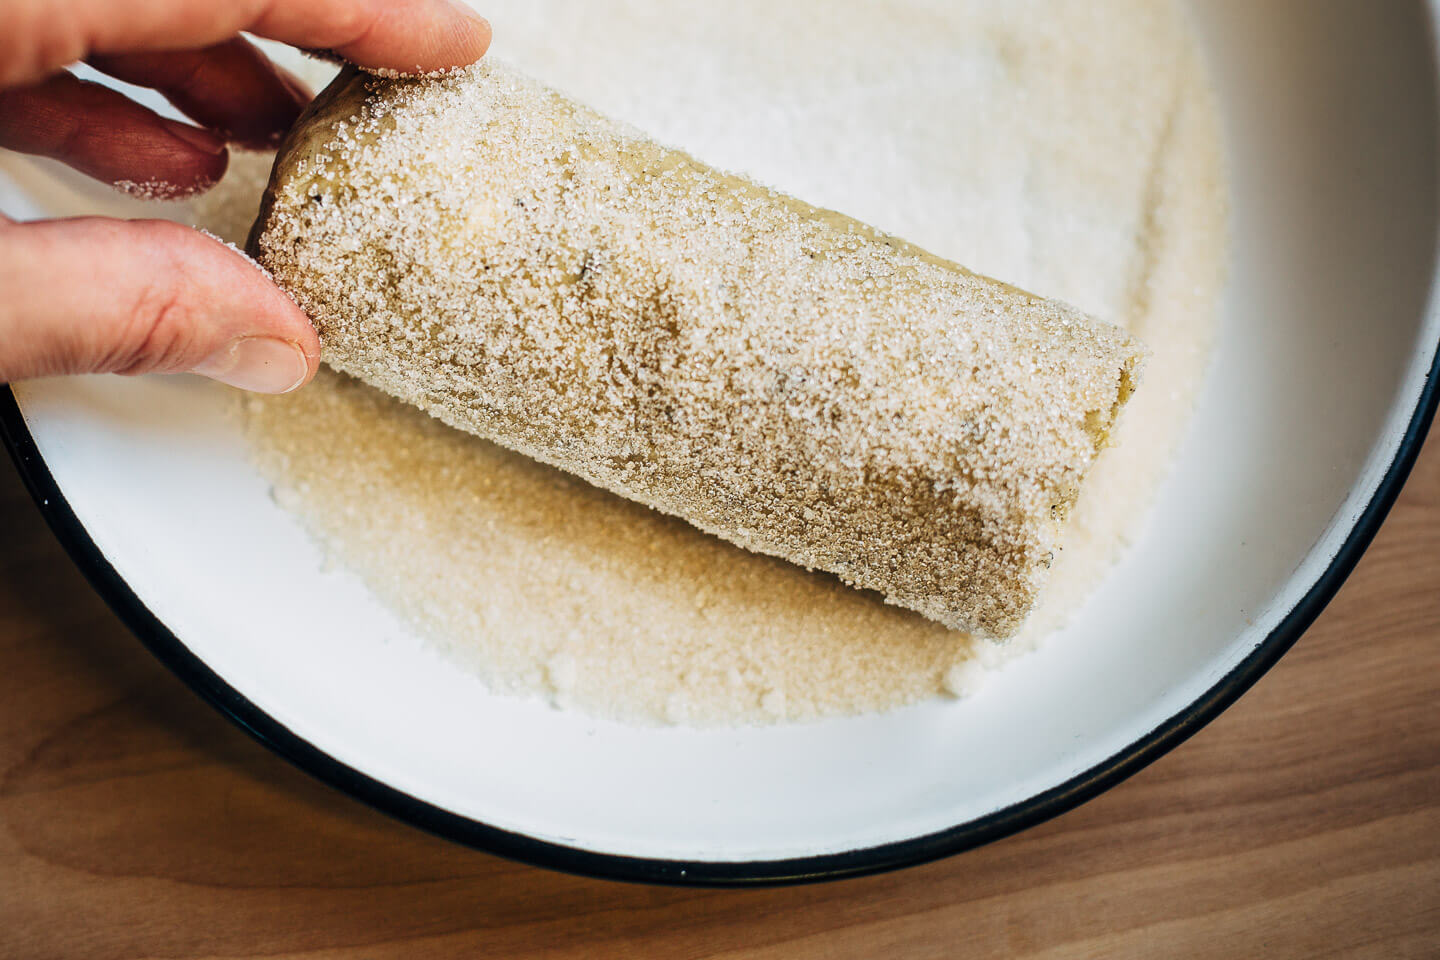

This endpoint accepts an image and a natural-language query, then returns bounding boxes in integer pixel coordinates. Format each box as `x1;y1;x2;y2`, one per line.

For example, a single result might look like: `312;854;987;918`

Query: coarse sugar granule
197;0;1227;725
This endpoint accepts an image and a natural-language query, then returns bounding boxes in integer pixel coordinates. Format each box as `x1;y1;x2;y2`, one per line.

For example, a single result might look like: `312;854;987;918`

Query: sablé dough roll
250;62;1145;639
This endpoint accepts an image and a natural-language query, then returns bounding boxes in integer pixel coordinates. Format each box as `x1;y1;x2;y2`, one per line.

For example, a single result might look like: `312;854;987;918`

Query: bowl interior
3;0;1437;875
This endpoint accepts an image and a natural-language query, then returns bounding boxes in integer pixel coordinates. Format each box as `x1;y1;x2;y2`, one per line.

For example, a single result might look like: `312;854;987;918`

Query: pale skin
0;0;491;393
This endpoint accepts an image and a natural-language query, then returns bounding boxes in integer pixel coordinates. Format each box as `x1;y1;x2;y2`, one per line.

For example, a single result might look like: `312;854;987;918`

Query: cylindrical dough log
251;62;1145;639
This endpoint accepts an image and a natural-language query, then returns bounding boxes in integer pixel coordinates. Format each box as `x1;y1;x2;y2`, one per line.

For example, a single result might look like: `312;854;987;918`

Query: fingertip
427;2;491;73
391;0;493;72
283;312;324;387
191;335;314;394
109;129;229;200
340;0;492;75
449;4;493;64
294;351;322;392
163;219;321;349
179;227;322;392
154;119;230;196
0;73;231;200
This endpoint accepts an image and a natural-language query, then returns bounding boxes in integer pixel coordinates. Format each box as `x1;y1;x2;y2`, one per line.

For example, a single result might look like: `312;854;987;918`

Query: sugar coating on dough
252;60;1144;638
212;2;1228;725
250;60;1146;639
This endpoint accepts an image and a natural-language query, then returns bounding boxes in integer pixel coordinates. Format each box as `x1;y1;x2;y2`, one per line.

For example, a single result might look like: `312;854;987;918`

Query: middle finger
90;37;311;150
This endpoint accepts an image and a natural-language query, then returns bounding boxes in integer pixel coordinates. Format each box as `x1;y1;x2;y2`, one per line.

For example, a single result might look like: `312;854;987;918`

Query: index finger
1;0;491;87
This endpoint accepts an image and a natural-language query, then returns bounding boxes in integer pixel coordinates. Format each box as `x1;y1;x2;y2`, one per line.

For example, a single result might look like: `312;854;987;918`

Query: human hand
0;0;490;393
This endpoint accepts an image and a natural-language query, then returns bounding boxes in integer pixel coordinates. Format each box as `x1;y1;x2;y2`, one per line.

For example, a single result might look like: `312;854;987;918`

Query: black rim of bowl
3;325;1437;887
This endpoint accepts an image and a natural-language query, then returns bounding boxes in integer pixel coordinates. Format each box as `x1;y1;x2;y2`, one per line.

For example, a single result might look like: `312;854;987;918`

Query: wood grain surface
0;430;1436;960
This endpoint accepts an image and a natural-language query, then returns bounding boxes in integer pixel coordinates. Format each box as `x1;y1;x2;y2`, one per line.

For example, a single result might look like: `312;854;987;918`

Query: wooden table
1;435;1436;960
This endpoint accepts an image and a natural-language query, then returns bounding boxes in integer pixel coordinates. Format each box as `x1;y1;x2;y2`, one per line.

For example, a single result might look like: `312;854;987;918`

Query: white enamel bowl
2;2;1437;884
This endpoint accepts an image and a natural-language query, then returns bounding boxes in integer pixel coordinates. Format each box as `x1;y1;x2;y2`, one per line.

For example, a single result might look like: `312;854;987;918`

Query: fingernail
161;118;226;155
193;337;309;394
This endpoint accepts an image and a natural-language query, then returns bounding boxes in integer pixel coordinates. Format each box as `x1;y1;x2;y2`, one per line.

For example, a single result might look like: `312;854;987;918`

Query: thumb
0;216;319;392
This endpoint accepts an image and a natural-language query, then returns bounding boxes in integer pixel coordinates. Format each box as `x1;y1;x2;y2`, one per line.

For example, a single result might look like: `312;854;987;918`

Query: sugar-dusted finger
0;72;228;198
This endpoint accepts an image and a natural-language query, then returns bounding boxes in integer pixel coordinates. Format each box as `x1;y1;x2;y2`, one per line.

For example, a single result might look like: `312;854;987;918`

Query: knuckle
107;227;206;376
110;281;197;376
